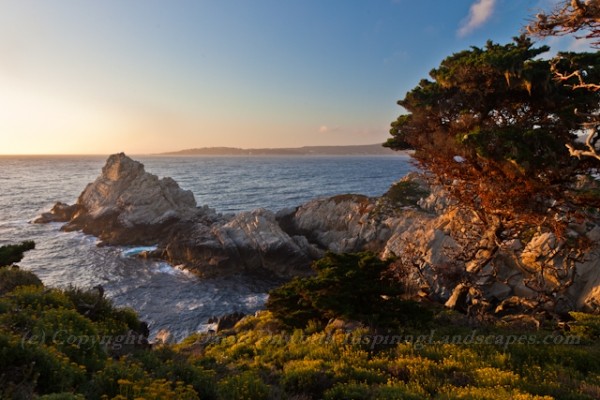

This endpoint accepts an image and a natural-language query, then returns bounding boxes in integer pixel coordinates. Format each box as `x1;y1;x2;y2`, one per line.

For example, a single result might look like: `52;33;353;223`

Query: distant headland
159;144;401;156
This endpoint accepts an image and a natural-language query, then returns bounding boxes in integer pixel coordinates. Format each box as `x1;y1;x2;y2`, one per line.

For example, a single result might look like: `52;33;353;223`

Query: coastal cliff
37;153;600;318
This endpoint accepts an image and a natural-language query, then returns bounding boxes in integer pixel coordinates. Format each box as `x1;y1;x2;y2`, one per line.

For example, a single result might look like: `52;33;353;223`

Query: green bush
372;383;425;400
0;329;85;397
569;312;600;341
281;360;334;398
7;285;74;311
267;252;431;329
132;347;217;400
323;382;372;400
85;358;148;399
64;287;144;335
217;371;270;400
0;241;35;266
0;266;42;295
384;180;429;207
32;307;106;371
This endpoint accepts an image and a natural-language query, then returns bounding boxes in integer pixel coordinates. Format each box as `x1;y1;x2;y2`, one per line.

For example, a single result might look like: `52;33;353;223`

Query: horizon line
0;142;397;157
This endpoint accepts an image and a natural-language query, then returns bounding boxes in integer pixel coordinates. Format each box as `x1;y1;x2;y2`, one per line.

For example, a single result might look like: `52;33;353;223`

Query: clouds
318;125;340;133
457;0;496;37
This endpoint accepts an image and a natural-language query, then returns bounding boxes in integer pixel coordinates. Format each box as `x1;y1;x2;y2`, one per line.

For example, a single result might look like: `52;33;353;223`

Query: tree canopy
385;36;600;221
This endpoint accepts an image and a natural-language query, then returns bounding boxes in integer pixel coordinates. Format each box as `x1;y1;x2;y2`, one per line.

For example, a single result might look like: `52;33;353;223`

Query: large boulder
161;209;320;277
277;194;397;253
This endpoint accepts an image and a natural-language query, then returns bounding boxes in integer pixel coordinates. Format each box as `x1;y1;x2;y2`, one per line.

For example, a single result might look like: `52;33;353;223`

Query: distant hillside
160;144;401;156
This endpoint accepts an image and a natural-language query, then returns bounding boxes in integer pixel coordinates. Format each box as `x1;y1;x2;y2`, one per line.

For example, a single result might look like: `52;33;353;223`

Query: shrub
267;252;431;329
217;371;270;400
0;329;85;396
569;312;600;341
323;382;372;400
64;287;144;335
281;359;334;398
132;347;218;400
32;308;106;371
0;241;35;266
372;382;425;400
384;180;429;207
0;266;42;295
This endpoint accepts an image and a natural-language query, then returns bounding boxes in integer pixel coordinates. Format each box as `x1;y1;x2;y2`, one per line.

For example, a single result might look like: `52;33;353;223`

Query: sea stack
35;153;319;278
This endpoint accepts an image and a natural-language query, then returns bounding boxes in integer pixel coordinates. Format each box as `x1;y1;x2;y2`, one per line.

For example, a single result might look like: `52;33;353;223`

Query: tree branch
552;62;600;92
566;109;600;160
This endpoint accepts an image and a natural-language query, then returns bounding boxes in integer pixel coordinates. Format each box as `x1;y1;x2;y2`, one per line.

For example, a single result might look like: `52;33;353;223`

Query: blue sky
0;0;586;154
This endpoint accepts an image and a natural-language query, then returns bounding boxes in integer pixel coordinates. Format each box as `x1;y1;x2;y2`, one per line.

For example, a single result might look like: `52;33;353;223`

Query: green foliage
0;241;35;266
2;250;600;399
281;359;334;397
217;371;270;400
132;347;218;400
64;287;143;335
384;180;429;207
267;252;431;329
0;329;86;397
569;312;600;341
0;266;43;295
323;382;372;400
34;308;106;371
385;36;600;218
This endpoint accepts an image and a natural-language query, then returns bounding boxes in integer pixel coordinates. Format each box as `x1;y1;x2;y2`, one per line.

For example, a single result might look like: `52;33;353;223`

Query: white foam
122;246;158;257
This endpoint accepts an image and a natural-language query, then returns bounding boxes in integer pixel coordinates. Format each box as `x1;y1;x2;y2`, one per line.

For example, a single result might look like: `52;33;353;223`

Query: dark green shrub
133;347;217;400
569;312;600;341
0;241;35;266
267;252;431;329
323;382;372;400
384;181;429;207
281;360;334;398
0;266;42;295
85;358;148;400
373;384;424;400
7;285;73;311
64;287;144;335
217;371;270;400
32;308;106;371
0;329;85;396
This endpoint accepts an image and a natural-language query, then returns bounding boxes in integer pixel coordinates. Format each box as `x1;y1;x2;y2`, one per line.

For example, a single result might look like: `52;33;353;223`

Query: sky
0;0;590;155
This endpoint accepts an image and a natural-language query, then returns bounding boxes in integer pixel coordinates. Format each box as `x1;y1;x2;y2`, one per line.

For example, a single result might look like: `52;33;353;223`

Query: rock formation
36;153;319;278
35;153;203;244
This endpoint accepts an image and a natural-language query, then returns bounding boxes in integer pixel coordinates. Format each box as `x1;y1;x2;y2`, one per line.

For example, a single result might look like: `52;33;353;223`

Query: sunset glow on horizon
0;0;588;155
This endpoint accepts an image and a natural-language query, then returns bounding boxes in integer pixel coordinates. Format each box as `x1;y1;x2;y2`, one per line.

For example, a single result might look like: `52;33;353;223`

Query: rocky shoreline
36;153;600;321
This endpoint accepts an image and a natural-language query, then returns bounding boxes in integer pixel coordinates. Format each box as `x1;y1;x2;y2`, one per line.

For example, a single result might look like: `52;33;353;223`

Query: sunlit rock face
37;153;205;245
77;153;198;226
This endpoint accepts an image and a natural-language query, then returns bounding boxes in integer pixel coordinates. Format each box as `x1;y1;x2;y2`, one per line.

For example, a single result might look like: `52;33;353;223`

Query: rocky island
36;152;600;322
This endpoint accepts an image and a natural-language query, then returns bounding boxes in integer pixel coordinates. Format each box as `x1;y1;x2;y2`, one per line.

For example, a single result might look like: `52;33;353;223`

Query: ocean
0;154;414;340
